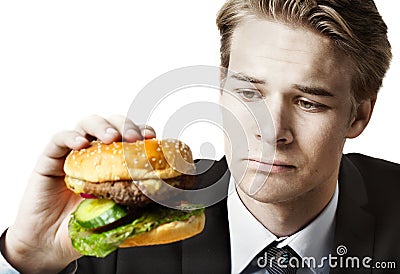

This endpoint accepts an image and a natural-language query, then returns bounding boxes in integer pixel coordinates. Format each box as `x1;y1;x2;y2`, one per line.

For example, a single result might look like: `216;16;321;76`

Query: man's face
220;18;356;203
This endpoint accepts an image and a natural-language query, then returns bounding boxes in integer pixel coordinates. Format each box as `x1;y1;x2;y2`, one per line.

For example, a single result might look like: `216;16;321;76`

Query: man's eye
297;99;325;112
236;89;263;101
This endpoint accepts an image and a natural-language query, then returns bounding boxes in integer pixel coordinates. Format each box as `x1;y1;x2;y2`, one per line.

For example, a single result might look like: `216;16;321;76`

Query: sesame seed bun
64;139;196;183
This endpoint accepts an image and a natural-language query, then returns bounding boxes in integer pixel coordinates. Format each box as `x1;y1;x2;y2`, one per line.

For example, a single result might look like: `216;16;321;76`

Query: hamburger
64;139;205;258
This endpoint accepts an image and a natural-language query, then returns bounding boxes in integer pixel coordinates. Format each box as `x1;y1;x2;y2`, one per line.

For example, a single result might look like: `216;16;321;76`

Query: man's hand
2;115;156;274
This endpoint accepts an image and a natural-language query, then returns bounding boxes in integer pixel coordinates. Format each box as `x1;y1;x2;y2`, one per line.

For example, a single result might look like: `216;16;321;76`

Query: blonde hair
216;0;392;103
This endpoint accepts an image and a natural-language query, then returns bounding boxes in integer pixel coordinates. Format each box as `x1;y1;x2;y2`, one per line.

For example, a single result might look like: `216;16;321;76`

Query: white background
0;1;398;229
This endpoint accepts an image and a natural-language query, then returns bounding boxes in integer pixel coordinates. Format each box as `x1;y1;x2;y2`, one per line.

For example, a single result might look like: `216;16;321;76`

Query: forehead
228;18;353;94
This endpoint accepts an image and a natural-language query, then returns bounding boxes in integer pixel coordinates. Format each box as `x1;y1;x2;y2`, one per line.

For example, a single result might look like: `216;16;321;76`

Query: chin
236;175;301;204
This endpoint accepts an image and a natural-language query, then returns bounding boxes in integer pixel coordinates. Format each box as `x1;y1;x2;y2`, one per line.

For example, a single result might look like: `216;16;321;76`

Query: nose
254;98;294;146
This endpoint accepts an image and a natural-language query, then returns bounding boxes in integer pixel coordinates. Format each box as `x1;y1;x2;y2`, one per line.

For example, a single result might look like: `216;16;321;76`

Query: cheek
220;95;258;151
220;95;261;182
296;114;348;166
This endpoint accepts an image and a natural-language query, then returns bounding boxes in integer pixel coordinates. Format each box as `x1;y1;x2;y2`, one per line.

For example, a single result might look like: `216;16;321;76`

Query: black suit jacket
76;154;400;274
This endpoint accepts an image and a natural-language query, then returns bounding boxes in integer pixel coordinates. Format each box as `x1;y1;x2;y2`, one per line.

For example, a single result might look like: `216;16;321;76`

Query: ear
346;97;376;139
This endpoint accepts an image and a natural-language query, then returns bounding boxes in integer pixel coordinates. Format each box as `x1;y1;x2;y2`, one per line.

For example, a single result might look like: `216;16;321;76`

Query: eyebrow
230;73;334;97
292;84;335;97
230;73;266;85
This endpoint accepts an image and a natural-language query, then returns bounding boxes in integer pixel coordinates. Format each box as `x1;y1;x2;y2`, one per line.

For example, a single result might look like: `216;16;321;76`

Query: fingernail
125;129;141;137
74;136;87;144
105;128;119;135
142;129;155;138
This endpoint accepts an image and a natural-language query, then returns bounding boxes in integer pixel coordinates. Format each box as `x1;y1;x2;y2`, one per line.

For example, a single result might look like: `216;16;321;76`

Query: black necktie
241;242;300;274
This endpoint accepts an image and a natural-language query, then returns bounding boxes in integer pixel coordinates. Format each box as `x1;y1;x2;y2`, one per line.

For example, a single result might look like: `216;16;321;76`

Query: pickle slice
74;199;128;229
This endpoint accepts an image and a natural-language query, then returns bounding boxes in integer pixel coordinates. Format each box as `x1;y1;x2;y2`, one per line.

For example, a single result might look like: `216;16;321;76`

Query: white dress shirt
227;177;338;274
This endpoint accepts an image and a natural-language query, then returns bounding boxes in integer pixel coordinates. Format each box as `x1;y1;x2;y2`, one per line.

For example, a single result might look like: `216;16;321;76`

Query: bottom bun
119;212;205;247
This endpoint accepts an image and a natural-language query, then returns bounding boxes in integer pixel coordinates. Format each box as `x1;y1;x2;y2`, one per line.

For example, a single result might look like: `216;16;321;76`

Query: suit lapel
331;155;375;274
182;198;231;273
182;157;231;273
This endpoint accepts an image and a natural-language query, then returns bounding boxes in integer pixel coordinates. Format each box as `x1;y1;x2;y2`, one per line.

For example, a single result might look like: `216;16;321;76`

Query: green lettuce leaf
68;205;204;258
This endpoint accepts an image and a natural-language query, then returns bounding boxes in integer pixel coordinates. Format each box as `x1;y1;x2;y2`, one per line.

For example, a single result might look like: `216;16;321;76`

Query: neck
237;179;337;237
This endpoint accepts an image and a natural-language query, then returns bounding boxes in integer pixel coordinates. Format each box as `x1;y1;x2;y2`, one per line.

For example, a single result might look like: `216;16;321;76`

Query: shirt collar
227;177;338;273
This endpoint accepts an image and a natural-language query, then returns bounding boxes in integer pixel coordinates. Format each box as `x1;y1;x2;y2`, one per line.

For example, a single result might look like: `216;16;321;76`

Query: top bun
64;139;195;183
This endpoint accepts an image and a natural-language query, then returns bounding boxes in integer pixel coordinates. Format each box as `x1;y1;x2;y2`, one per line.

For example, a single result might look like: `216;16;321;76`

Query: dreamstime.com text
256;245;396;270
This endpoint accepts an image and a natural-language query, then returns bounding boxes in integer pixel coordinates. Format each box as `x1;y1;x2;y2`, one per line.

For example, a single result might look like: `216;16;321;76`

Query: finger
76;114;121;144
47;130;89;158
106;115;143;142
138;124;157;139
34;130;89;177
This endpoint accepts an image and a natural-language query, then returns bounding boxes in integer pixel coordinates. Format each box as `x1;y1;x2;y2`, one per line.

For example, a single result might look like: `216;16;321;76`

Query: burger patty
84;180;152;206
82;175;195;207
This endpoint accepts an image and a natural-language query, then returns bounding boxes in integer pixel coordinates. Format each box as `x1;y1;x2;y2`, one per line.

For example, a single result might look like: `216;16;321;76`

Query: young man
1;0;398;273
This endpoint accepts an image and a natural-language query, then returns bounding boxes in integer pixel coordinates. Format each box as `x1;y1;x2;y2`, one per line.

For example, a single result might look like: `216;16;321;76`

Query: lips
246;158;295;173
